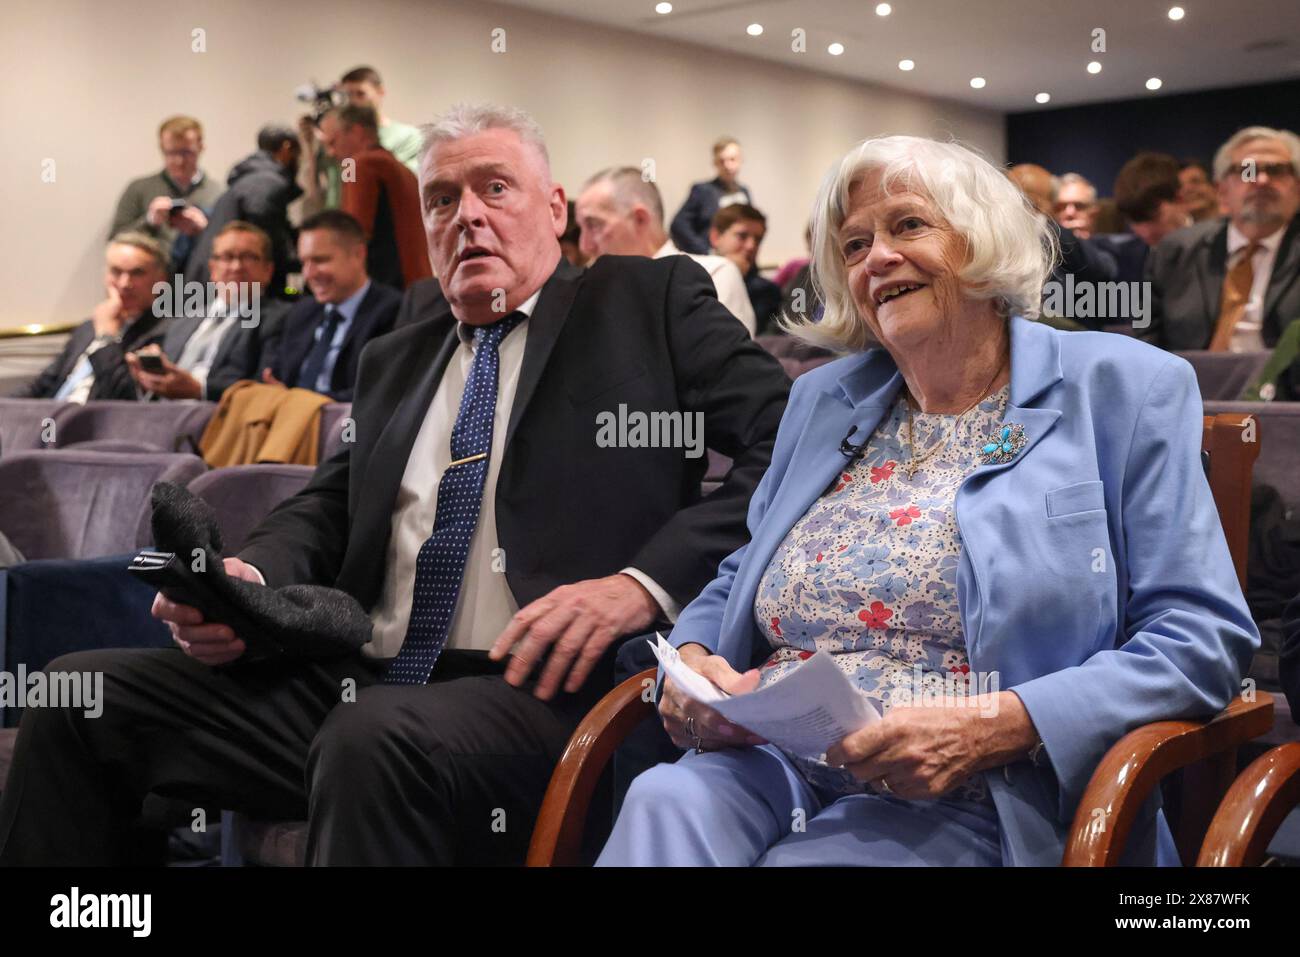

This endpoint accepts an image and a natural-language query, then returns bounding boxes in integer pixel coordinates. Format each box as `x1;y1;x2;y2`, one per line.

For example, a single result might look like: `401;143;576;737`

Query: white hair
1058;172;1098;204
1212;126;1300;181
419;103;550;170
786;135;1057;354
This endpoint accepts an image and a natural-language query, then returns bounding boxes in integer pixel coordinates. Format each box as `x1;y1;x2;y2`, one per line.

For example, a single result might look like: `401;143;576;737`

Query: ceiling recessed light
655;2;672;13
1087;60;1102;74
828;42;845;56
876;2;892;15
746;23;763;36
898;58;915;71
1146;77;1163;90
970;76;986;89
1168;6;1185;20
1035;92;1051;104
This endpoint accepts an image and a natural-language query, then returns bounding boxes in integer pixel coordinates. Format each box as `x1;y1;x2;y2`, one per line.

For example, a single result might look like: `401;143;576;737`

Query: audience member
0;103;790;867
772;223;811;292
128;222;291;401
183;126;302;294
1096;152;1189;284
110;116;222;272
670;136;753;254
1147;127;1300;351
11;234;169;401
1053;172;1099;239
560;199;587;268
1179;158;1221;223
576;166;756;333
710;204;782;334
318;104;431;290
1091;198;1126;234
265;210;400;402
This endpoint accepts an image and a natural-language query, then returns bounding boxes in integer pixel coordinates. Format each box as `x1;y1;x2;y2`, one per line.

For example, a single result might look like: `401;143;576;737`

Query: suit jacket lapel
1198;222;1229;324
1263;218;1300;327
504;259;583;449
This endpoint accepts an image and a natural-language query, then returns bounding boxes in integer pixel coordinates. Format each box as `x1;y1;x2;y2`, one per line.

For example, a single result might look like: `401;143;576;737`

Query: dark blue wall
1007;78;1300;197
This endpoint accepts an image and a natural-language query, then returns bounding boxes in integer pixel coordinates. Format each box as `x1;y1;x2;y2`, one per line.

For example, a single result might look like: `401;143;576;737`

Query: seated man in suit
575;167;756;334
1093;152;1189;285
0;102;789;866
1146;126;1300;352
9;233;170;402
709;203;782;334
126;222;291;401
263;210;401;402
317;103;431;291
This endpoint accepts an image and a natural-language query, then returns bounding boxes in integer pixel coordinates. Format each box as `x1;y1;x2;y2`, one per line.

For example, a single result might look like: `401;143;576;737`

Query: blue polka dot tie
384;312;525;685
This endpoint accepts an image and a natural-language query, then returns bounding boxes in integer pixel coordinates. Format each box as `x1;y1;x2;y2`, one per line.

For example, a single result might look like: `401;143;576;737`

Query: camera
294;80;345;124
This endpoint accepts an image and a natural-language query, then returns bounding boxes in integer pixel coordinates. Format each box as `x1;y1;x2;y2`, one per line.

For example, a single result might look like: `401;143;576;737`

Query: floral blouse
752;384;1012;803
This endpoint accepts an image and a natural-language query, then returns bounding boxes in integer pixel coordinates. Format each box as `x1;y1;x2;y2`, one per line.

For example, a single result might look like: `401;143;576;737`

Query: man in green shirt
298;65;423;214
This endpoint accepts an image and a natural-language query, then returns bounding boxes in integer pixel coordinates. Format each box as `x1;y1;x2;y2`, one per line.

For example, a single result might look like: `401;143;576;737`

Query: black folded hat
129;481;372;661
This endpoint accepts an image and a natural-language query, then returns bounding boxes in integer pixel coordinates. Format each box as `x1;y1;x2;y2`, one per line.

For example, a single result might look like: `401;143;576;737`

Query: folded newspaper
648;633;880;759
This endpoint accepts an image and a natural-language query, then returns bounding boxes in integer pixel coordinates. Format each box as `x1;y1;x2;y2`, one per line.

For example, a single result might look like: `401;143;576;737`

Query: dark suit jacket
267;282;401;402
10;310;169;400
393;277;447;331
238;255;791;633
1092;231;1150;285
159;298;291;400
1145;216;1300;351
670;178;753;255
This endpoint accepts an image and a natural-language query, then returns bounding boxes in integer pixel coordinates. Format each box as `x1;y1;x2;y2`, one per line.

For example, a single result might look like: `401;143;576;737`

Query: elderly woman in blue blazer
597;135;1259;867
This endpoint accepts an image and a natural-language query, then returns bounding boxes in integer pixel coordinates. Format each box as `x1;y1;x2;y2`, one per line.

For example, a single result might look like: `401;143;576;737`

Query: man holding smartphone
110;115;222;272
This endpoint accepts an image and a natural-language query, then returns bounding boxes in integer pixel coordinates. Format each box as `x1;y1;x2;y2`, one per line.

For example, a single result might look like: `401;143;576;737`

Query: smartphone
137;352;166;374
169;198;189;214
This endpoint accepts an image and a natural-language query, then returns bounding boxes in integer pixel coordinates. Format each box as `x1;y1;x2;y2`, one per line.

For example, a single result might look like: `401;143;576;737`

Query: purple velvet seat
187;464;315;555
0;398;76;456
1203;400;1300;510
1179;351;1272;401
0;449;206;561
318;403;353;460
56;400;217;453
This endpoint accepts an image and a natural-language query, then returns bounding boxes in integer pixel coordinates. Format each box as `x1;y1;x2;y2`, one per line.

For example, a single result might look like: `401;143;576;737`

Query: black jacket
670;178;753;255
1145;216;1300;351
159;298;291;400
267;282;401;402
239;255;791;625
10;310;169;400
183;150;302;294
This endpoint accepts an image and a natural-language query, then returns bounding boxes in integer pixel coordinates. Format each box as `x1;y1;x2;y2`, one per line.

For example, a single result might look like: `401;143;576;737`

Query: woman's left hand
825;691;1038;800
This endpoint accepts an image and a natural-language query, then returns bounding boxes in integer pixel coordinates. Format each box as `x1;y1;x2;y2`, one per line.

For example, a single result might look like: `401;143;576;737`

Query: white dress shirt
655;240;757;336
1226;222;1285;353
363;290;678;659
174;300;235;393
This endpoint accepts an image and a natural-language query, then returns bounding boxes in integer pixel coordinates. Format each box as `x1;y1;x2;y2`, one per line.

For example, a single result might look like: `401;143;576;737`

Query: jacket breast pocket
1046;480;1106;518
566;360;648;406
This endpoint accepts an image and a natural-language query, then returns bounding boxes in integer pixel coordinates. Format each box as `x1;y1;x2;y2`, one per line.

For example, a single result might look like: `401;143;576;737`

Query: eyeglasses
1249;162;1297;181
210;252;266;265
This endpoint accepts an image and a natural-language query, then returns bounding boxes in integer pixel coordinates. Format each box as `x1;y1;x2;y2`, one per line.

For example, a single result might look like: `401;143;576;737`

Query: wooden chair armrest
1197;742;1300;866
1063;693;1274;866
526;667;658;867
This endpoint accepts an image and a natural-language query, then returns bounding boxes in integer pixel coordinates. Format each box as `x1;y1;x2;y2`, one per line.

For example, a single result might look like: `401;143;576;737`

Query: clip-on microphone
839;425;868;463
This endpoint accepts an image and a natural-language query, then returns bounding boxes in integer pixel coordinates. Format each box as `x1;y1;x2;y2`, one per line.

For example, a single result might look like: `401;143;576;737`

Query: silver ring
878;777;892;795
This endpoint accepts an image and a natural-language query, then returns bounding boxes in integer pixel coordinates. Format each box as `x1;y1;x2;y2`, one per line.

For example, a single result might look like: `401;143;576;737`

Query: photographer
109;115;222;272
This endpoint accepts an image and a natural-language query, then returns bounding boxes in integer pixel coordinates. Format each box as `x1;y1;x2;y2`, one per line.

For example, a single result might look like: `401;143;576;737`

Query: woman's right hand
659;642;767;750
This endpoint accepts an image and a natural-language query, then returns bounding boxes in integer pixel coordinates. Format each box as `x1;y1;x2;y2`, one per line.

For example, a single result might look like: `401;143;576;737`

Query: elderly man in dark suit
262;210;401;402
0;103;790;866
1145;126;1300;352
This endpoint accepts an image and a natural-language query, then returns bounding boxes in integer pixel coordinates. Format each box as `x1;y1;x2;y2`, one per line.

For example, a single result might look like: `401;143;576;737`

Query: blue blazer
668;316;1259;865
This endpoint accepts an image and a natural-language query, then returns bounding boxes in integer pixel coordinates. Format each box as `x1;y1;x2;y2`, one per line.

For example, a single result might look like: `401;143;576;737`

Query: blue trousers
597;745;1003;866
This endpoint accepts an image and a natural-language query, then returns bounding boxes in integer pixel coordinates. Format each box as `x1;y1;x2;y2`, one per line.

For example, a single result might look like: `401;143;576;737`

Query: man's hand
146;195;174;228
824;692;1038;800
126;349;203;398
151;557;264;666
91;286;128;339
658;642;765;750
261;367;285;387
488;573;660;700
171;205;208;236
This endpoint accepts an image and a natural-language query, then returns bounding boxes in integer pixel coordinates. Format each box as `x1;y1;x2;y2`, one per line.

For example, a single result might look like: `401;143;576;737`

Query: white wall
0;0;1004;328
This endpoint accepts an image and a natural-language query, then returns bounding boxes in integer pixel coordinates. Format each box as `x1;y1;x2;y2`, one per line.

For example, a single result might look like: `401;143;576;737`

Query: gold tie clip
447;452;488;468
